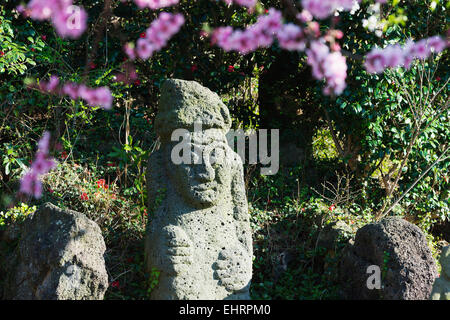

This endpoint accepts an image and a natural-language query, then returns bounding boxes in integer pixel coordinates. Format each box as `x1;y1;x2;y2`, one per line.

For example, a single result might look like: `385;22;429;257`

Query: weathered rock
145;79;252;299
339;217;438;300
430;246;450;300
2;202;108;300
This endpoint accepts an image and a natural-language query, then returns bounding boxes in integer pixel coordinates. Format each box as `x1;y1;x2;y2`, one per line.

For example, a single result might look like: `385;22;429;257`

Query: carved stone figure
430;246;450;300
145;79;252;300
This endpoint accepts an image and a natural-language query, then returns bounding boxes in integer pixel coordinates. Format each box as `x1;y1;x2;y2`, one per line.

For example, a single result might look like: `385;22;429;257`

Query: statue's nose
195;162;215;182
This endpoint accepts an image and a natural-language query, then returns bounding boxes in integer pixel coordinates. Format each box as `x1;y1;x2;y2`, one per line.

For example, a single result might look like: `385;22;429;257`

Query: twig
380;144;450;219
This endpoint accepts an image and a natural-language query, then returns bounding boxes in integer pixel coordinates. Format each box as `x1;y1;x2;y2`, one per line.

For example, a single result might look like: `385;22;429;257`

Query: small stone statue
430;246;450;300
2;203;108;300
145;79;252;299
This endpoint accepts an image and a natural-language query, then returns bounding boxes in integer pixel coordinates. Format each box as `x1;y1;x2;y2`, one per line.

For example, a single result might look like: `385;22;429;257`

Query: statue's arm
430;278;444;300
212;159;253;293
231;158;252;256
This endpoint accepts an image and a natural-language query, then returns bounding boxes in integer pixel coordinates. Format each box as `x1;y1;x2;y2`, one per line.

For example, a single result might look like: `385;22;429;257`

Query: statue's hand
162;225;193;275
213;246;252;292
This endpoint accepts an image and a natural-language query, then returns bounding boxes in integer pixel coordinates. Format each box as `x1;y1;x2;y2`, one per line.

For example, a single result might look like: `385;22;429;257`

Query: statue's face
166;129;234;208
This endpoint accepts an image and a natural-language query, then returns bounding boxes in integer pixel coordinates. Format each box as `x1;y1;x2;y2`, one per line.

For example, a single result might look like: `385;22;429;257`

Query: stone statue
430;246;450;300
145;79;252;299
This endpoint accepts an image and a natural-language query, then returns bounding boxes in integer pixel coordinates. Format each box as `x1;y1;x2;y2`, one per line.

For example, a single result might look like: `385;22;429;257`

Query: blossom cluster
365;36;448;74
277;23;307;51
301;0;360;20
18;0;87;38
126;12;185;60
132;0;179;9
35;76;113;110
223;0;257;8
212;8;349;95
211;9;283;54
211;8;346;95
20;132;56;198
307;41;347;95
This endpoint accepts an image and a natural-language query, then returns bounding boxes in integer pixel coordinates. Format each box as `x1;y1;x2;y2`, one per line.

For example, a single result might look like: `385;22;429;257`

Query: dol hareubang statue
430;246;450;300
145;79;252;299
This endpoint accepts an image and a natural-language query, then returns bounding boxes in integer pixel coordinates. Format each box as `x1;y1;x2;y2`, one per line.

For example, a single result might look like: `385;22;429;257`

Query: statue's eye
192;150;201;164
188;143;203;164
209;147;226;166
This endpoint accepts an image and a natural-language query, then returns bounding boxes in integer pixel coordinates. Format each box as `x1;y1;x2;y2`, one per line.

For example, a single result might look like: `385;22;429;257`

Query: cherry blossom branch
29;76;113;110
18;0;88;39
124;12;185;60
20;132;56;199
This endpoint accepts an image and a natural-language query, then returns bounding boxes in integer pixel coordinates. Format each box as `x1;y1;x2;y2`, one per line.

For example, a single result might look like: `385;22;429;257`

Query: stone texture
155;78;232;142
145;79;252;299
2;202;108;300
339;217;438;300
430;246;450;300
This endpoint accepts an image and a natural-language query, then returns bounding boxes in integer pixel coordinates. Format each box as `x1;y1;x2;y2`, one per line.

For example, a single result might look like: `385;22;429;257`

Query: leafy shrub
0;202;36;229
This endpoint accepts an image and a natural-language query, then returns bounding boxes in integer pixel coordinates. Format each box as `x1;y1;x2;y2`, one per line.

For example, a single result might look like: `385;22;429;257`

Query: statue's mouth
192;183;216;192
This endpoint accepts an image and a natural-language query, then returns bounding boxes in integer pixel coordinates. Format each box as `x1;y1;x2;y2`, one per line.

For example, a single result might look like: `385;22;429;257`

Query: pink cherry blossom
301;0;333;20
27;0;54;20
211;9;347;95
52;5;88;39
35;76;113;110
20;0;87;39
39;75;60;93
297;10;313;23
211;26;234;51
37;131;51;154
223;0;257;8
136;38;155;59
365;36;447;74
211;8;282;54
301;0;360;20
382;45;405;68
322;51;347;95
307;41;347;95
276;24;306;51
409;39;430;59
20;131;56;199
427;35;447;53
126;12;185;60
62;82;79;99
364;48;386;74
307;41;330;79
133;0;179;9
78;86;113;110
